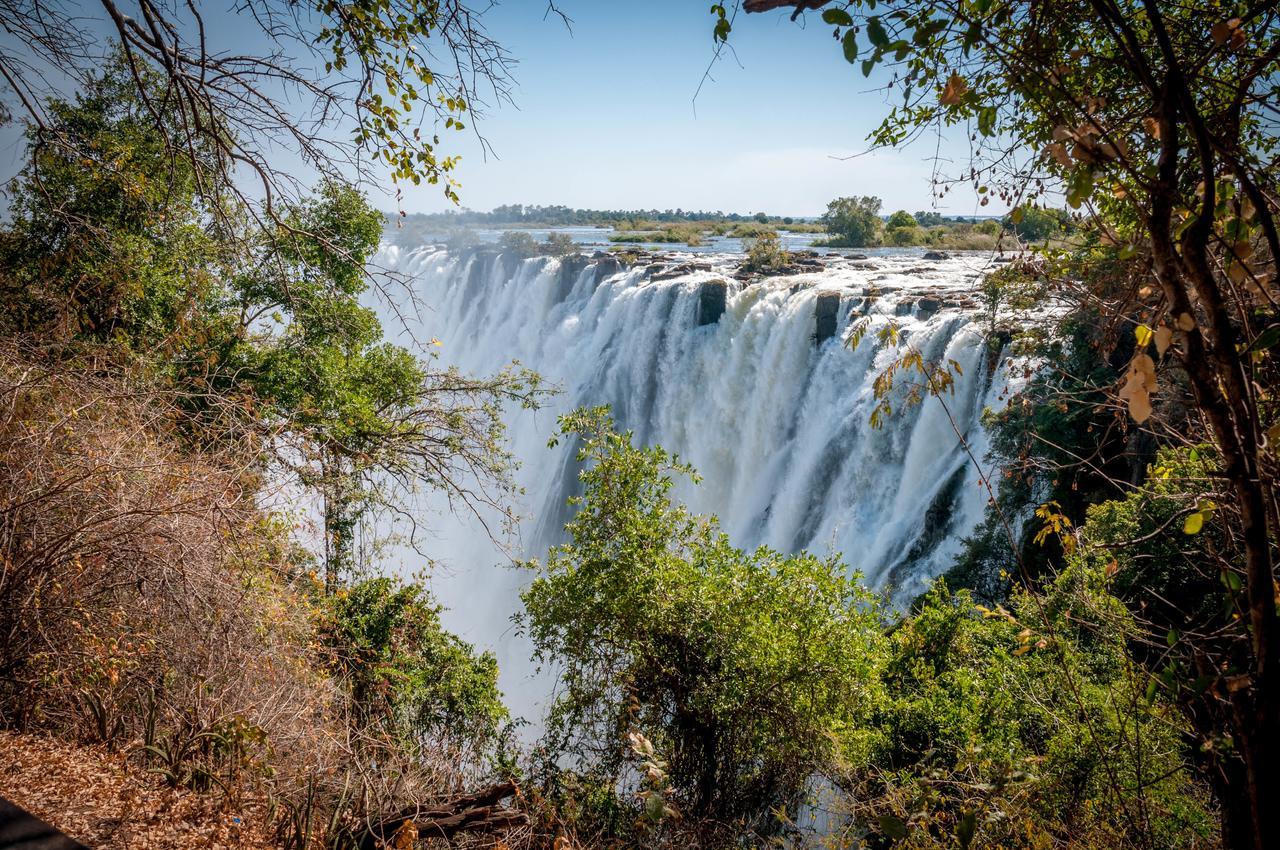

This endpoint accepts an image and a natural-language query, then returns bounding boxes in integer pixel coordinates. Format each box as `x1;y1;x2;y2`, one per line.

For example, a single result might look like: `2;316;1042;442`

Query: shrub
520;408;886;835
499;229;539;258
0;345;487;841
885;225;924;246
741;230;788;273
319;577;507;754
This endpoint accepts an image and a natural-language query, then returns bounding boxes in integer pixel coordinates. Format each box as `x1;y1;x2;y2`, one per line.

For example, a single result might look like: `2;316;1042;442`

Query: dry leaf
1119;353;1157;424
1045;142;1072;167
1177;312;1196;331
940;74;968;106
1154;325;1173;356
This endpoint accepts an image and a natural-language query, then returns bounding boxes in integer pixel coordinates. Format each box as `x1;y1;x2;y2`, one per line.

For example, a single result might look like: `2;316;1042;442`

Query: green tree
0;60;224;348
520;407;885;831
1;67;545;592
887;209;916;229
1004;205;1068;242
821;195;882;246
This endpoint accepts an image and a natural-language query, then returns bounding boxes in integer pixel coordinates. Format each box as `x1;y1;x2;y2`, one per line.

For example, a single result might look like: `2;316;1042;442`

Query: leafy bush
838;577;1215;850
319;577;507;752
520;408;886;834
499;229;540;258
886;225;924;246
741;230;789;273
542;231;579;256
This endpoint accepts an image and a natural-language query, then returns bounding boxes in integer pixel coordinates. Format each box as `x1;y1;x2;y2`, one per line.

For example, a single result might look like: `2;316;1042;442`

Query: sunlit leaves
711;4;732;42
1183;501;1215;535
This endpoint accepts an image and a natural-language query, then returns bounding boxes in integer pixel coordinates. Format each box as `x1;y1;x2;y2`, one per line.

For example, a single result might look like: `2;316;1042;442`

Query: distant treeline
390;204;994;228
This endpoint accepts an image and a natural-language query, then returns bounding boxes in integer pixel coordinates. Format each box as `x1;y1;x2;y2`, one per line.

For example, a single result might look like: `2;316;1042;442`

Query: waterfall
374;245;1011;719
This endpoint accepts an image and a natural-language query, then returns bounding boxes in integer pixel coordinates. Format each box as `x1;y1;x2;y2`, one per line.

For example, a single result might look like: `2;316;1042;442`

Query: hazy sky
388;1;996;218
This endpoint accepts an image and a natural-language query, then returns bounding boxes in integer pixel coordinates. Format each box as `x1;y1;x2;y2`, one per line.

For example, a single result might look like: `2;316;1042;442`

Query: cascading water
374;244;1012;719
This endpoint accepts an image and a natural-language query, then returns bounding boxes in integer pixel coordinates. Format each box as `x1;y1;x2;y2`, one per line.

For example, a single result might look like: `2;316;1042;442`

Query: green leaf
957;810;977;848
1247;324;1280;353
862;57;877;77
878;814;908;841
822;8;855;26
867;17;889;48
842;29;859;63
978;106;997;137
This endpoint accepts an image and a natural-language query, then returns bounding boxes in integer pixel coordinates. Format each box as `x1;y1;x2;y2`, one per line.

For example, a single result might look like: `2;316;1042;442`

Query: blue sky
386;1;994;218
0;1;1000;219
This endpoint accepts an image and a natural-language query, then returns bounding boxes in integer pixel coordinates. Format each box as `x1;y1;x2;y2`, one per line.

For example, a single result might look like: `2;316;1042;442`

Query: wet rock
923;250;951;260
593;257;622;282
814;291;841;344
916;296;942;319
698;279;729;326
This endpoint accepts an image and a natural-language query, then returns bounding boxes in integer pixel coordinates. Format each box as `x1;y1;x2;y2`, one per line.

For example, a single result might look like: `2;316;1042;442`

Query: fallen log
360;782;525;848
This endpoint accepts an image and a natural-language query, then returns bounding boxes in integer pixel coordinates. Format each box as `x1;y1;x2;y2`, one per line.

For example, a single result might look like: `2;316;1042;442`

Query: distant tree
542;231;579;256
884;224;923;246
914;210;945;227
887;209;916;229
782;216;795;225
753;211;770;223
498;230;539;258
1004;205;1067;242
821;195;882;247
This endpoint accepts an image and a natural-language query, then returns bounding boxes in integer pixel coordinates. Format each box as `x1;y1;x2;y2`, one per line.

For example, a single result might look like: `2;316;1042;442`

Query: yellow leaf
1183;511;1204;535
1135;324;1153;347
1013;645;1032;656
